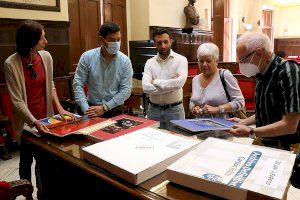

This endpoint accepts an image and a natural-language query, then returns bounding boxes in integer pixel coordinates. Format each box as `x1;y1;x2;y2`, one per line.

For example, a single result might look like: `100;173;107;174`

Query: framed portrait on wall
0;0;60;12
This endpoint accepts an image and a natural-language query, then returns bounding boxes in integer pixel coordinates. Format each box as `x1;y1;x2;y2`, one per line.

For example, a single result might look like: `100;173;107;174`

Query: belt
149;101;182;109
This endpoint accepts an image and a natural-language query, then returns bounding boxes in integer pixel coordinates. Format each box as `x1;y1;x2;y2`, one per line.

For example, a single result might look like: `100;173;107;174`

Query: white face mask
239;63;260;77
104;41;121;55
239;52;261;77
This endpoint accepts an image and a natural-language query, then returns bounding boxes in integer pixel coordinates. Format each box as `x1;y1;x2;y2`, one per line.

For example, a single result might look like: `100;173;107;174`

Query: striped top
255;54;300;142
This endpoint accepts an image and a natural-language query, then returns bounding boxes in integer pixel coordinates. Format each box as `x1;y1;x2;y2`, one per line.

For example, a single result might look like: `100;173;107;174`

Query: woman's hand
33;120;50;134
203;104;219;115
192;105;202;116
58;109;76;121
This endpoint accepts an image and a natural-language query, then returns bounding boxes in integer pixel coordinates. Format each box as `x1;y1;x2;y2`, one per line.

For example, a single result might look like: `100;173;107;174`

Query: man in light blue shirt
73;22;133;118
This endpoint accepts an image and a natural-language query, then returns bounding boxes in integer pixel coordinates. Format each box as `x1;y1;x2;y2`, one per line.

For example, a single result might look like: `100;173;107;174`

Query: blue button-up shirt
73;47;133;113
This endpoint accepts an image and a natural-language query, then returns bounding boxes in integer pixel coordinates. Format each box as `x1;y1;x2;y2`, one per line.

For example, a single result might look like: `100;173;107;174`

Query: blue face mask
104;41;121;55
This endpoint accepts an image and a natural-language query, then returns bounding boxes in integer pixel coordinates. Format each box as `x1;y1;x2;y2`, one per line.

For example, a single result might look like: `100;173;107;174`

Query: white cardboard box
167;137;296;200
82;127;200;185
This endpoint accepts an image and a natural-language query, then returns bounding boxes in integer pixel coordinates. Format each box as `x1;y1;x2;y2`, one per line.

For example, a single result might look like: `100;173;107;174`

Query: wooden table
22;129;275;200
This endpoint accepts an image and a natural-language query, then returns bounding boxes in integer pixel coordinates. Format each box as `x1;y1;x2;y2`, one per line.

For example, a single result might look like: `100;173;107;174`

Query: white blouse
189;69;245;118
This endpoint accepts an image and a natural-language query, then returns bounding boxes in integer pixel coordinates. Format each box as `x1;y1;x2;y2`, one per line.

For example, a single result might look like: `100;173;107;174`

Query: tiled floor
1;150;300;200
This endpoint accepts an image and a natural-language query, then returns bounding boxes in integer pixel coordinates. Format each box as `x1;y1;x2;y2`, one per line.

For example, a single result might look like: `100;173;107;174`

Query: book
166;138;296;200
39;114;82;129
82;127;200;185
24;116;107;137
86;114;158;141
170;117;236;133
48;116;107;137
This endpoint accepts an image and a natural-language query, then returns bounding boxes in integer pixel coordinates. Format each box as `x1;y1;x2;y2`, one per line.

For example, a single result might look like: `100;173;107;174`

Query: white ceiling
266;0;300;7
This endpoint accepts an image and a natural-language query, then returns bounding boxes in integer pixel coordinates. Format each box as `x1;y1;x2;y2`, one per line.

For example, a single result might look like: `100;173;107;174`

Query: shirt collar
260;53;275;75
156;49;175;61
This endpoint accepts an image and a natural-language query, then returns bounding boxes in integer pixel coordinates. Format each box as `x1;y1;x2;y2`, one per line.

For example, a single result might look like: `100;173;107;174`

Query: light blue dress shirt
73;47;133;113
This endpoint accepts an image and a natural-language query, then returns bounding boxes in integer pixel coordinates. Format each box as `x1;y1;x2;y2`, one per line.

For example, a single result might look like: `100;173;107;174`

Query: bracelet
219;105;225;114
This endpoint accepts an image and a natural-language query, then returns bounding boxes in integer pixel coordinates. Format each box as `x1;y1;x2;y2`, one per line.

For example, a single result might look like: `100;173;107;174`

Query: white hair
197;43;219;61
237;32;272;53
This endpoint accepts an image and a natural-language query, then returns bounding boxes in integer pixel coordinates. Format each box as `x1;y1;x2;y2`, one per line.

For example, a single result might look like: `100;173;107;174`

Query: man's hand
85;105;105;117
33;121;50;134
228;124;250;137
203;104;219;115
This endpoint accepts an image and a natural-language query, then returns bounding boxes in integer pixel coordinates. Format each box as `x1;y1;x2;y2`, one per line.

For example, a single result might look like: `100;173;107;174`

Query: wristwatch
219;105;225;114
103;104;109;112
249;127;256;138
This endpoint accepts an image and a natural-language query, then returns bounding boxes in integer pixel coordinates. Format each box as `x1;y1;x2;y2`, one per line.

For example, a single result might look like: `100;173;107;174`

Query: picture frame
0;0;60;12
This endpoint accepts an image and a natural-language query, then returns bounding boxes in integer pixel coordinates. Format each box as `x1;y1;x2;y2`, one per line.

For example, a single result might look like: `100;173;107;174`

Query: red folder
48;117;106;137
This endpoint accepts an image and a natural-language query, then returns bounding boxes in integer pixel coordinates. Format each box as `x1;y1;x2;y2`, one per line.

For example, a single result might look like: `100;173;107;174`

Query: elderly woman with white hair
189;42;245;118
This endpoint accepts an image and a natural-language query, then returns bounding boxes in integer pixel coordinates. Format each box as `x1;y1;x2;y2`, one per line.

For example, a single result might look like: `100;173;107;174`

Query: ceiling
266;0;300;7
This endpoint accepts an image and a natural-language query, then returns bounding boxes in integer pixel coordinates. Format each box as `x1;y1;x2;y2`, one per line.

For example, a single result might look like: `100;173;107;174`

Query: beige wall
276;6;300;37
149;0;211;30
0;0;68;21
128;0;211;40
129;0;149;40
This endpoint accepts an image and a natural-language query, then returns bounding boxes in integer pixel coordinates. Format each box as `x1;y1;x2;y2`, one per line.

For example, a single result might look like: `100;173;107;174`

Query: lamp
244;23;253;31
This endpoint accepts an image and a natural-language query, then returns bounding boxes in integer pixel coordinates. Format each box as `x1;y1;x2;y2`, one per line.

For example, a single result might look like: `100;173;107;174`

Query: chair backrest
0;180;33;200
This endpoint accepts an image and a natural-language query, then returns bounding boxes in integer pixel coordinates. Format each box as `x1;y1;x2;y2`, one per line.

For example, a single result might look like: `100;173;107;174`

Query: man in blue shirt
73;22;133;118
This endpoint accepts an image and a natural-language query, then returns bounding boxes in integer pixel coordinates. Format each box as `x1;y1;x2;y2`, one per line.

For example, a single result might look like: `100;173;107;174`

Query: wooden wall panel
103;0;127;54
68;0;83;71
0;18;70;83
274;38;300;56
68;0;101;71
212;0;224;61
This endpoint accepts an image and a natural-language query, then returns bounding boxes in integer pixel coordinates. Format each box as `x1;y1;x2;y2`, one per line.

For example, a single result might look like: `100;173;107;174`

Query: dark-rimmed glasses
239;50;255;63
26;63;37;79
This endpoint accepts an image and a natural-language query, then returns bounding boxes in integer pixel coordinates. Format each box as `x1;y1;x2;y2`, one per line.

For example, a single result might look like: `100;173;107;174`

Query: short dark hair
16;20;44;56
99;22;120;38
152;28;170;41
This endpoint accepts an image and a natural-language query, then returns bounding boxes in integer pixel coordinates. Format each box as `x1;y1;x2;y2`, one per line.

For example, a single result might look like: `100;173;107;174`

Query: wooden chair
0;179;33;200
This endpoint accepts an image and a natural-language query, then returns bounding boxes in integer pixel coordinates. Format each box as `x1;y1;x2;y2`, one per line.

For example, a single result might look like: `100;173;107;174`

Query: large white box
82;127;200;185
167;137;296;200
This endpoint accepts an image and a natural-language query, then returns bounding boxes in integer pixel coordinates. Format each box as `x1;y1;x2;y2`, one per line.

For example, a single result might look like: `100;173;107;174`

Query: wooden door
68;0;101;71
212;0;225;61
103;0;127;54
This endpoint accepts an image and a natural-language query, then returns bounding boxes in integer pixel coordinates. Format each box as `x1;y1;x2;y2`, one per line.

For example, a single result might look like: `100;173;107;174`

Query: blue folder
171;118;236;133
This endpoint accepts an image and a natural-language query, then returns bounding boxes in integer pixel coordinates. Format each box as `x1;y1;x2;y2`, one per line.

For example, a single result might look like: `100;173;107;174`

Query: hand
227;117;246;125
192;105;202;116
58;109;76;121
33;121;50;134
203;104;219;115
172;72;180;79
85;105;105;117
228;124;250;137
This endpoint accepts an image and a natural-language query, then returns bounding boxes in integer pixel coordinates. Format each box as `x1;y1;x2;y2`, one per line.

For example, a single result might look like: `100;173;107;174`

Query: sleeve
105;59;133;110
280;62;300;114
152;57;188;92
189;76;197;112
142;60;171;95
73;53;90;113
223;70;245;111
4;62;36;127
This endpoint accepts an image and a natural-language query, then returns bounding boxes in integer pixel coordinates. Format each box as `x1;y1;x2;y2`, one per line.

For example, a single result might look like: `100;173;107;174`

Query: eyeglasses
40;36;47;41
26;63;37;79
239;50;255;63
